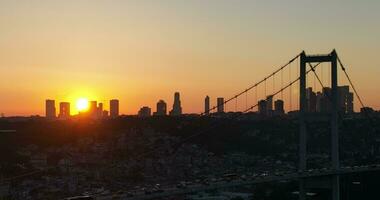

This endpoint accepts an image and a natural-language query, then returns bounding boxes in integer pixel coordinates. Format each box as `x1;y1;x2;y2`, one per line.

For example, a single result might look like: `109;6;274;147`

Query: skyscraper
110;99;119;118
138;106;151;117
266;95;273;111
154;100;167;116
217;97;224;113
306;87;317;112
59;102;70;119
45;99;56;119
97;103;103;118
89;101;97;118
338;85;354;114
205;96;210;115
169;92;182;116
258;100;267;116
274;99;284;115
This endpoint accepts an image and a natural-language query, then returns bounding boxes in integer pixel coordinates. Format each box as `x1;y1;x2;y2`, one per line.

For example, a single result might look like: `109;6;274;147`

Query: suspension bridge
1;50;376;200
118;50;375;200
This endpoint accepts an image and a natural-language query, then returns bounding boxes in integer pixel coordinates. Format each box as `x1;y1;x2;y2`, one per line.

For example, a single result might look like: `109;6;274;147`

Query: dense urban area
1;107;380;200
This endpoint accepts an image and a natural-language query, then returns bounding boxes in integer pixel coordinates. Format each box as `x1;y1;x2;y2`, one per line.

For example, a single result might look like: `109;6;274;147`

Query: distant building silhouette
97;103;103;118
258;100;267;116
266;95;273;112
59;102;70;119
338;85;354;114
205;96;210;115
169;92;182;116
89;101;97;118
102;110;109;118
217;97;224;113
154;100;167;116
110;99;119;118
274;99;284;115
306;87;317;112
45;99;56;119
138;106;151;117
316;87;332;113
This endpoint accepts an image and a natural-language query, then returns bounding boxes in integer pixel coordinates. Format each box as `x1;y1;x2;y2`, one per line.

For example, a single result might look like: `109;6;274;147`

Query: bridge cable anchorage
336;55;365;109
200;53;302;115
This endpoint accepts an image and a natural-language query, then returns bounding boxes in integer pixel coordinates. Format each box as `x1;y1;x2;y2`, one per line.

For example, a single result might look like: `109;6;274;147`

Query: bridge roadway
113;165;380;200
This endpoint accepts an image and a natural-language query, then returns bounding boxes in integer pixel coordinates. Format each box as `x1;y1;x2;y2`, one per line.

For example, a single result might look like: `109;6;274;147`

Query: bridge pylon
299;50;340;200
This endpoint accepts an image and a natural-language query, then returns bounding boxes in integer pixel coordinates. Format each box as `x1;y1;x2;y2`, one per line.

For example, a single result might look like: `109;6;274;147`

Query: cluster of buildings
45;85;354;119
138;92;182;117
255;86;354;116
45;99;119;119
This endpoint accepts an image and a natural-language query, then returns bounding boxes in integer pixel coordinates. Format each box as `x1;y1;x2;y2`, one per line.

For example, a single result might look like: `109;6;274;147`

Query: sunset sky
0;0;379;116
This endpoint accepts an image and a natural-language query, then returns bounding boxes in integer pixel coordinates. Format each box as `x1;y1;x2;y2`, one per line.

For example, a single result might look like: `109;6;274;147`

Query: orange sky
0;0;379;116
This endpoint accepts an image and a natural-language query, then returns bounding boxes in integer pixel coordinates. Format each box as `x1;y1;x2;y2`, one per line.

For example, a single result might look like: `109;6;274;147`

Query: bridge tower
299;50;339;200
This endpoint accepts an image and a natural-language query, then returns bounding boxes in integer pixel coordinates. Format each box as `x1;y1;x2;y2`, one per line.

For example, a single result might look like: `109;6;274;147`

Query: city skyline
1;0;380;116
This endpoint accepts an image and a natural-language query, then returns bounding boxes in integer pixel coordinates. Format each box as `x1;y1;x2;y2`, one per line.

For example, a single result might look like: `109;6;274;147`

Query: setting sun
76;98;89;112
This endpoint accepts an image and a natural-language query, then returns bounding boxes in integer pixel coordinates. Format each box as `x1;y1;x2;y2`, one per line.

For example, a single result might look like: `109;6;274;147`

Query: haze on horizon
0;0;379;116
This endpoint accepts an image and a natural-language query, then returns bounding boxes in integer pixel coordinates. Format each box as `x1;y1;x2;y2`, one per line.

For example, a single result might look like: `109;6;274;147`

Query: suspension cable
336;55;365;109
202;53;302;115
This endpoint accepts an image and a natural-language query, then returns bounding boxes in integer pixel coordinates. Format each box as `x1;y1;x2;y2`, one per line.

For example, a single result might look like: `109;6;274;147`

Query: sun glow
76;98;89;112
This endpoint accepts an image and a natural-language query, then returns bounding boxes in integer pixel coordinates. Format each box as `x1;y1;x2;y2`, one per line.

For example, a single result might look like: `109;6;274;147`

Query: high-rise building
338;85;354;114
110;99;119;118
258;100;267;116
217;97;224;113
59;102;70;119
89;101;97;118
154;100;167;116
97;103;103;118
306;87;317;112
138;106;151;117
274;99;284;115
266;95;273;111
316;87;332;113
204;96;210;115
102;110;109;118
45;99;56;119
169;92;182;116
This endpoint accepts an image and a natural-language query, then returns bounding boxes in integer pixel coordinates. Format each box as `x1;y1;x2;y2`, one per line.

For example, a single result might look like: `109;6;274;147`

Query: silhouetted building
59;102;70;119
169;92;182;116
154;100;167;116
266;95;273;112
361;107;374;114
306;87;317;112
138;106;151;117
102;110;109;118
258;100;267;116
316;87;332;113
217;97;224;113
274;99;284;115
110;99;119;118
338;85;354;114
45;99;56;119
205;95;210;115
89;101;97;118
97;103;103;118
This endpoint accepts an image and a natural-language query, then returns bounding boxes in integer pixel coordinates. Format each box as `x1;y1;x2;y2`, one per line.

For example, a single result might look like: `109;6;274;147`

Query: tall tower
45;99;56;119
110;99;119;118
170;92;182;116
204;96;210;115
154;100;167;116
299;50;340;200
59;102;70;119
217;97;224;113
89;101;97;118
